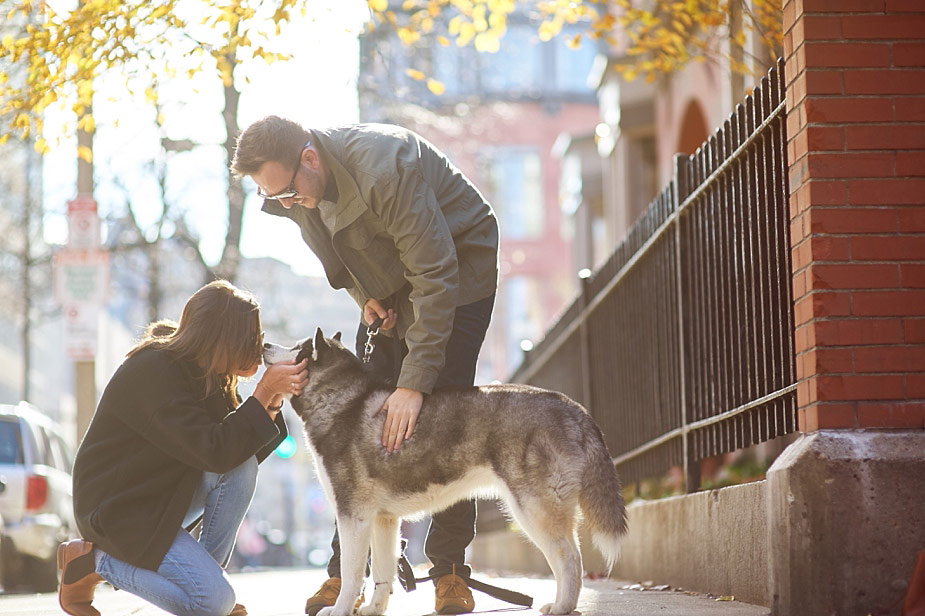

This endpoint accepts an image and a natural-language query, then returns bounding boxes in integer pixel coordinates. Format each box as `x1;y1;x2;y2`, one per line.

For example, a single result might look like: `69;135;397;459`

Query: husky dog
264;329;627;616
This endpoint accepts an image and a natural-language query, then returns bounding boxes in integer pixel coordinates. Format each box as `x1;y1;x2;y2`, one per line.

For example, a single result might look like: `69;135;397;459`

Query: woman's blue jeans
93;457;258;616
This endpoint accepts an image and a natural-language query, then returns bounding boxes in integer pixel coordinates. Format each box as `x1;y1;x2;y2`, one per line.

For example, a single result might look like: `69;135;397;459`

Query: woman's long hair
127;280;264;408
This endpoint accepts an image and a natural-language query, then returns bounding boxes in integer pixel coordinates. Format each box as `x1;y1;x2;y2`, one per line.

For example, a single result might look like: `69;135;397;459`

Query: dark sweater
72;347;286;571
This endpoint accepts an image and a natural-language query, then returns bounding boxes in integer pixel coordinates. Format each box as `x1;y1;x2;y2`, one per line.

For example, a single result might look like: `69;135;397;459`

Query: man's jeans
94;457;258;616
327;293;495;581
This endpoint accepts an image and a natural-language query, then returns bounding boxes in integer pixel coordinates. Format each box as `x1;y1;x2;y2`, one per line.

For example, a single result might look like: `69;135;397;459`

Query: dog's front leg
359;513;399;616
319;514;372;616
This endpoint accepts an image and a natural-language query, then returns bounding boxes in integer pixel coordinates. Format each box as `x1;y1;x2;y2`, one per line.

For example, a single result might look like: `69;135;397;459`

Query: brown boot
57;540;103;616
434;566;475;615
304;577;365;615
228;604;248;616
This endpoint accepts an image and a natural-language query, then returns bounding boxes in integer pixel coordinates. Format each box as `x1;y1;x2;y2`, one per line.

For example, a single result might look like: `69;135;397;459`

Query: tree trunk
214;54;244;284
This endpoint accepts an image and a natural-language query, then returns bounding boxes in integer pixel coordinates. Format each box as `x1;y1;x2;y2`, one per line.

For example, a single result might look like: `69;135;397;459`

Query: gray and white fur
264;329;628;616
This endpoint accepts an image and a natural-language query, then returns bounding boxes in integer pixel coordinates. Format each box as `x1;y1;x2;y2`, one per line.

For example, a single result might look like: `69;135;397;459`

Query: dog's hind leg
320;514;372;616
360;513;399;616
506;494;582;615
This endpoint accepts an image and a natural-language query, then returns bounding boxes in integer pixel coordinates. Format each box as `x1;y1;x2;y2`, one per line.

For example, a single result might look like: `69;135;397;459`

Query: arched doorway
677;100;709;155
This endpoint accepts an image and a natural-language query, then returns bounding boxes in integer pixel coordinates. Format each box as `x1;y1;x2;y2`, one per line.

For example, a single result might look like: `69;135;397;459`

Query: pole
74;112;95;445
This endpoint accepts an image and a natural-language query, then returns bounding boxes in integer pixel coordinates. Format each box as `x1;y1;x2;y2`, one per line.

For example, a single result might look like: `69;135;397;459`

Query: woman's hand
253;359;308;415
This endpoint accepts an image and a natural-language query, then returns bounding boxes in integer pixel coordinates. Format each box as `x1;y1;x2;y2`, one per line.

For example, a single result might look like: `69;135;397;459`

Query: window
479;26;543;95
49;432;74;472
553;31;598;93
0;420;22;464
33;425;53;467
479;147;544;239
426;22;596;100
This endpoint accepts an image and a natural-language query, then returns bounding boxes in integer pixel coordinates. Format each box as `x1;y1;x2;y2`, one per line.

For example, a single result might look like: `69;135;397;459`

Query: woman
57;280;307;616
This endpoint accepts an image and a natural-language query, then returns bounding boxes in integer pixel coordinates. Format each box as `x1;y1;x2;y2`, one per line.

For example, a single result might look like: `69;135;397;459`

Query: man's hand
364;298;397;330
380;387;423;453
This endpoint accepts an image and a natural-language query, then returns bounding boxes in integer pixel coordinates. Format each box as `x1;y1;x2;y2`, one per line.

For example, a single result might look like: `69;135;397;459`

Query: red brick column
784;0;925;431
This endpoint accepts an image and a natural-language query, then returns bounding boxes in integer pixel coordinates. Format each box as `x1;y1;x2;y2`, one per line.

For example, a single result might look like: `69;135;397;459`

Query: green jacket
261;124;498;393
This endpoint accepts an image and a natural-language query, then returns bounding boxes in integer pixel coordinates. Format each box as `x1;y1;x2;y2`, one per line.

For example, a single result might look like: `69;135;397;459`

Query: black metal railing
510;59;796;490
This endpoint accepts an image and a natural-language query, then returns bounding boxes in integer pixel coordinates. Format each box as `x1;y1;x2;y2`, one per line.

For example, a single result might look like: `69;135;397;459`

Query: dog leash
362;316;384;363
396;546;533;608
363;314;404;385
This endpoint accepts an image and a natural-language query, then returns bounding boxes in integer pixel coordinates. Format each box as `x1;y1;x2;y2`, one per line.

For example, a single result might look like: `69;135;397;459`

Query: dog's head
263;328;351;414
263;328;345;364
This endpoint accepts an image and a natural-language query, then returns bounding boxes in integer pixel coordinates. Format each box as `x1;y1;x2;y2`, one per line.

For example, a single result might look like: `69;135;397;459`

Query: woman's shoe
57;539;103;616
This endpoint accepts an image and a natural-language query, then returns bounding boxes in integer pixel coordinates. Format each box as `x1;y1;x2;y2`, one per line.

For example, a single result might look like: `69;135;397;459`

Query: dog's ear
314;328;329;354
332;331;342;342
295;338;314;363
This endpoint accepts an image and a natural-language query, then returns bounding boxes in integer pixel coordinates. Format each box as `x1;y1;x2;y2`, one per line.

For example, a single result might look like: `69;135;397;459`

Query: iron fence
510;59;796;490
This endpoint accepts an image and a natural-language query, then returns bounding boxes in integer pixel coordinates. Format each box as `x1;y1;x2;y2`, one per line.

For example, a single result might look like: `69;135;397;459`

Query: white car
0;402;76;592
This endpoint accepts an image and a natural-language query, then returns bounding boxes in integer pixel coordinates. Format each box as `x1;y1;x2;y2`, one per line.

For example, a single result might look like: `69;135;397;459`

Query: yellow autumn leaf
397;26;420;44
566;33;581;49
456;21;475;46
34;137;47;153
538;19;561;42
474;31;500;53
426;78;445;95
437;35;450;46
77;145;93;163
77;113;95;133
405;68;425;81
368;0;388;12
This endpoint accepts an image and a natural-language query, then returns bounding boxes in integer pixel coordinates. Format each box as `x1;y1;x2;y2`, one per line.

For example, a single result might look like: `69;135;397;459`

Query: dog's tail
578;422;628;573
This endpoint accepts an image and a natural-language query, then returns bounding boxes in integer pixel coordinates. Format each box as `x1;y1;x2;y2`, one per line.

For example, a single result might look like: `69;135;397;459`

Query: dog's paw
540;602;578;615
357;605;385;616
316;607;351;616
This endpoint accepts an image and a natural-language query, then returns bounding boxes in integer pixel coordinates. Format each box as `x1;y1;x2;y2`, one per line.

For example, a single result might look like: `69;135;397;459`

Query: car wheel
26;553;59;593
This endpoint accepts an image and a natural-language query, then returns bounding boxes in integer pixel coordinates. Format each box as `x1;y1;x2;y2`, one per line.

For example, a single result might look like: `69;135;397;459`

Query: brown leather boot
304;577;365;615
57;540;103;616
434;566;475;615
228;604;248;616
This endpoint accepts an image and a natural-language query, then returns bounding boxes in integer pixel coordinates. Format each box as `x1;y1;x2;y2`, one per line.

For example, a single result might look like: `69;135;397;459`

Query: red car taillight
26;475;48;511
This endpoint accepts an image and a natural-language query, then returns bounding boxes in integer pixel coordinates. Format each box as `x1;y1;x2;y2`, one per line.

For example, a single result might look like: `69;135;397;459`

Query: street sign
54;250;109;305
63;302;98;361
67;196;100;249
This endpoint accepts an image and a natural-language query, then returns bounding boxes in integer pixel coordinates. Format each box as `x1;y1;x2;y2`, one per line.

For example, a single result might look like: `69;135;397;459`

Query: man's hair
231;115;311;177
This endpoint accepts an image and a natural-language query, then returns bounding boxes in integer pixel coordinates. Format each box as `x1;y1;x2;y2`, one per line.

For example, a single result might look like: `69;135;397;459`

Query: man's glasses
257;141;312;201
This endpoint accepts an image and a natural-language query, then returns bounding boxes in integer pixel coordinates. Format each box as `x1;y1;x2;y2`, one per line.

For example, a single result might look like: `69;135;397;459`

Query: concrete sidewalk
1;567;770;615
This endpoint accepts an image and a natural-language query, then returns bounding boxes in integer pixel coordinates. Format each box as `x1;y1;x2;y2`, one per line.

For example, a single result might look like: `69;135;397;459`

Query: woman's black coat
72;347;286;571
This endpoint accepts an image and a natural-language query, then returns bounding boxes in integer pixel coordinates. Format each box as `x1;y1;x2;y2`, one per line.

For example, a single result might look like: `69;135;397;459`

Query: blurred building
357;7;602;381
560;5;778;271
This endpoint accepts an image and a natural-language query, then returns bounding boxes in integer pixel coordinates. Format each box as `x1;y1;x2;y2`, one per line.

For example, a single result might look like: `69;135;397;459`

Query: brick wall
784;0;925;431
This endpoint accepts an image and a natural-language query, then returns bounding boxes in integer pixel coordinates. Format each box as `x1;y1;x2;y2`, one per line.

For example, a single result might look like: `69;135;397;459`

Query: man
231;117;499;615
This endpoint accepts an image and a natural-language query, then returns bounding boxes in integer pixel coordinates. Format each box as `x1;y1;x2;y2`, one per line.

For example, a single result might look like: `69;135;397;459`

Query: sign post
55;193;107;442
